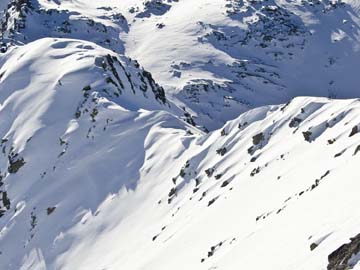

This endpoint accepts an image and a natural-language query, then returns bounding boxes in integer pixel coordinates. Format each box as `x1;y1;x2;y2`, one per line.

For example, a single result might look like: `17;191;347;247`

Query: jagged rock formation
327;233;360;270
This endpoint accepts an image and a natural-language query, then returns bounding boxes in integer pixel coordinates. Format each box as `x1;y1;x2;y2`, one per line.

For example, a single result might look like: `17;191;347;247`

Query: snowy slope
0;1;360;270
0;66;360;269
0;37;199;269
2;0;360;129
120;0;360;128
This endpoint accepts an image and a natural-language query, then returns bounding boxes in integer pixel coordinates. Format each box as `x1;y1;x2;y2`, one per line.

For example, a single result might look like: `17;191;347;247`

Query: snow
3;0;360;129
0;0;360;270
118;0;360;128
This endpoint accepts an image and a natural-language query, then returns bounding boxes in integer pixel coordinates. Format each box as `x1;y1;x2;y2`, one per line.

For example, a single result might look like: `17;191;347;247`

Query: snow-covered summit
0;36;197;269
0;1;360;270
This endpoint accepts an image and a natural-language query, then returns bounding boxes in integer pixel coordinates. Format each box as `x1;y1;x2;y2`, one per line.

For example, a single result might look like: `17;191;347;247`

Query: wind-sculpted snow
0;36;171;216
0;37;197;269
0;52;360;270
0;1;360;270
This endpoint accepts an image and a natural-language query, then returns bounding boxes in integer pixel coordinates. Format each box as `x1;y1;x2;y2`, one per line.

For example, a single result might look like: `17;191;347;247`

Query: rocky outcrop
327;233;360;270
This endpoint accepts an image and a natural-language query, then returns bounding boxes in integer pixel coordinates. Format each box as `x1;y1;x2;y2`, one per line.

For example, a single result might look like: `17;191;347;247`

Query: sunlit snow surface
0;1;360;270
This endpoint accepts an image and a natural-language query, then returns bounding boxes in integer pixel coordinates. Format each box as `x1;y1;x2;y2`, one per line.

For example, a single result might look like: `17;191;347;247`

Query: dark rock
252;133;264;145
289;117;302;128
310;242;318;251
216;147;227;156
302;131;312;142
208;197;218;207
8;156;25;174
280;102;291;112
220;180;229;188
179;161;190;178
247;146;255;155
238;122;248;129
321;170;330;179
156;23;165;29
46;207;56;215
82;85;91;91
205;167;215;177
349;125;359;137
327;233;360;270
250;167;261;177
334;151;344;158
2;192;10;210
195;178;201;186
354;145;360;156
328;139;336;145
168;187;176;198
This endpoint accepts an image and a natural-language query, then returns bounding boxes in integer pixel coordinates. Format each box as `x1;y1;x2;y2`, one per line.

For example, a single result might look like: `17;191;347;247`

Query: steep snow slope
0;39;359;270
0;37;199;269
0;1;360;270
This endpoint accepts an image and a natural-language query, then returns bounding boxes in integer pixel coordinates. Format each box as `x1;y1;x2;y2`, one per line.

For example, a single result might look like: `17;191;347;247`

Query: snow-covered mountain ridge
2;0;360;129
0;0;359;270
